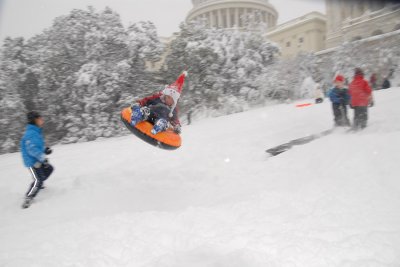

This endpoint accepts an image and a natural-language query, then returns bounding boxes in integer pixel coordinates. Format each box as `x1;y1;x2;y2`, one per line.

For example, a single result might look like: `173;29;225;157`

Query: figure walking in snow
314;83;324;104
381;77;391;89
20;111;54;208
187;109;193;125
349;68;373;130
130;72;187;135
370;73;377;90
328;75;350;127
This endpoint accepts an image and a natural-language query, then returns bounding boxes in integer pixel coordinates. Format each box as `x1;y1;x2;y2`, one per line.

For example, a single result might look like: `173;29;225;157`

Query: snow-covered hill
1;88;400;267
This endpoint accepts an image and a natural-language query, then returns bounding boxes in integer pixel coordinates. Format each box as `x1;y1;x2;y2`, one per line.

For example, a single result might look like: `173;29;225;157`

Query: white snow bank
1;88;400;266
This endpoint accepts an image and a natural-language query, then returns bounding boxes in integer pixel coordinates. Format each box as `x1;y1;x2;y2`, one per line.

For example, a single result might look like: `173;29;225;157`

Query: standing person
20;111;54;208
349;68;373;130
314;83;324;104
381;77;391;89
187;109;193;125
370;73;377;90
328;75;350;126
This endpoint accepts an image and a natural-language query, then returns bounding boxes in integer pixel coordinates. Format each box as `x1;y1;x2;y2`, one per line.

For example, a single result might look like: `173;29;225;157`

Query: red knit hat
162;71;187;117
334;75;345;82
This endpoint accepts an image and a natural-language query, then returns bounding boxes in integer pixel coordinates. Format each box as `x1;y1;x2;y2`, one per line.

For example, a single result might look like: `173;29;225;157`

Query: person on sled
130;71;187;135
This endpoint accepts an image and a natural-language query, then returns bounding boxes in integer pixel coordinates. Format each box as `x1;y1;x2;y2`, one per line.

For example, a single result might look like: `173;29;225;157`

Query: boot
151;119;168;135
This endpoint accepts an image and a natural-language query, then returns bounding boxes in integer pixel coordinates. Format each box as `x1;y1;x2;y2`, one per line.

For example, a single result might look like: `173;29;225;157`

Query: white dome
187;0;278;29
192;0;270;7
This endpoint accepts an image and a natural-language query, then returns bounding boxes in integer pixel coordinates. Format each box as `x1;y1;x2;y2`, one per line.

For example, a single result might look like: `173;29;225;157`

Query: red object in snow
296;103;313;108
334;75;345;82
349;75;372;106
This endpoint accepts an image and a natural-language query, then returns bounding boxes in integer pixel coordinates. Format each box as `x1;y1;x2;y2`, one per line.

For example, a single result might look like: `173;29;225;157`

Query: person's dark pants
26;164;54;198
148;103;170;124
332;103;350;126
353;106;368;130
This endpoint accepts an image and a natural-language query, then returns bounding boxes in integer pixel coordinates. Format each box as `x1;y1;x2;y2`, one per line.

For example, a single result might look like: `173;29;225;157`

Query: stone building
266;12;327;59
186;0;278;29
326;0;400;48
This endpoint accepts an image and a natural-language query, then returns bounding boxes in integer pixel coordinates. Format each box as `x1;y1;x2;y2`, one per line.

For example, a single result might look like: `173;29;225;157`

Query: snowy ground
1;88;400;267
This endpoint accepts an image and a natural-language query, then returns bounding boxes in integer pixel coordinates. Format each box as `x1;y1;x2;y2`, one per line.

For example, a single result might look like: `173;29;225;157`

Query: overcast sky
0;0;325;41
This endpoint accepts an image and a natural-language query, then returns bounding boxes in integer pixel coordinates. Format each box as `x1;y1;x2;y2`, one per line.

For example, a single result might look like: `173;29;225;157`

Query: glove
131;103;141;109
173;124;181;134
369;100;374;107
45;147;52;155
42;158;50;168
140;106;151;120
33;158;49;168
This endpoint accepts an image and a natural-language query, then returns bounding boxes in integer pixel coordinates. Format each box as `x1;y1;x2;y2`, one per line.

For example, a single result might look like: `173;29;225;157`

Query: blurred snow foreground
1;88;400;267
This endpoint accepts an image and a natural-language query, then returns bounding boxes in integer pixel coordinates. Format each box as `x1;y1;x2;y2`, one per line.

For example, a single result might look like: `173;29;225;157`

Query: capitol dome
186;0;278;29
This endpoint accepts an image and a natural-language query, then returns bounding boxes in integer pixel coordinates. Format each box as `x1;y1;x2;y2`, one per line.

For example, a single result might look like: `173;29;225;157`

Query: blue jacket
328;87;350;105
20;124;46;167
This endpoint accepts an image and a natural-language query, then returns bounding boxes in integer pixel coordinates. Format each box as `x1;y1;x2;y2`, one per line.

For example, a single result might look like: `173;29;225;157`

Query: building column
354;2;362;17
363;1;368;14
370;0;379;11
235;8;239;27
217;9;222;27
247;8;252;25
227;8;231;28
262;11;266;25
360;3;365;15
210;11;215;27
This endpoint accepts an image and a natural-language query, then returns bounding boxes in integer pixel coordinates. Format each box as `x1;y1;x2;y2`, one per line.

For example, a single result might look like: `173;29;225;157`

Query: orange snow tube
121;107;181;150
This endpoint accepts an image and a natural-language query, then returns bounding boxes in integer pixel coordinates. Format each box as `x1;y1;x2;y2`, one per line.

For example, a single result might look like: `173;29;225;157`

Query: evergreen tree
162;21;278;115
0;38;27;152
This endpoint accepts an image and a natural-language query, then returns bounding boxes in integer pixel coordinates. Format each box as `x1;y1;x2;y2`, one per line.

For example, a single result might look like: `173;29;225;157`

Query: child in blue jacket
328;75;351;127
20;111;53;208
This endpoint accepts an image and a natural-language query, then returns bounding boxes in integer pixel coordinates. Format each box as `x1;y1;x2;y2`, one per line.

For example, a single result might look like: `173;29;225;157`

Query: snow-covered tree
0;38;27;153
256;52;323;101
0;7;166;152
162;20;279;116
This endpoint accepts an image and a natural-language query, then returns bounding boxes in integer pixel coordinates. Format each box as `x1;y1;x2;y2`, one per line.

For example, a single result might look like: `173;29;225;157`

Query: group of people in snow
327;68;374;129
17;67;390;207
20;72;187;208
369;73;392;91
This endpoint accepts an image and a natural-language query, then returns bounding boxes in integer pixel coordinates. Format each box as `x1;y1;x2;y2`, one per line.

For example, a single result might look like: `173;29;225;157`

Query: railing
342;3;400;27
192;0;271;10
267;12;325;33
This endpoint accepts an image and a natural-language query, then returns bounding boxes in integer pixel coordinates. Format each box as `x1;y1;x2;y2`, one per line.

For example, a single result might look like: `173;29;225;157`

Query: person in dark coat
381;77;391;89
349;68;373;130
187;109;193;125
370;73;377;90
328;75;351;127
20;111;54;207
